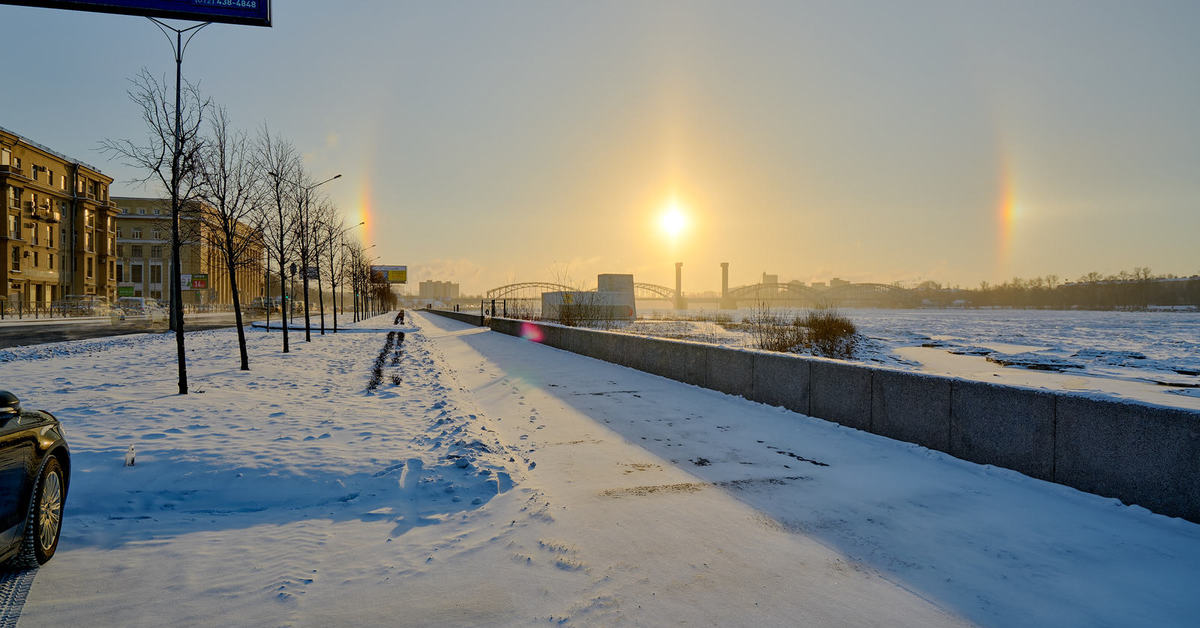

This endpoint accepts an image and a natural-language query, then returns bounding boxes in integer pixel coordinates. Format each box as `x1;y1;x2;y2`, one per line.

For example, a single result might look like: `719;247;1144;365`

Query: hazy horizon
3;1;1198;294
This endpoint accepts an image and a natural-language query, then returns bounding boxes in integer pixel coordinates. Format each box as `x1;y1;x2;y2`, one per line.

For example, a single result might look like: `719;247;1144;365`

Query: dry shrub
800;307;859;359
750;304;859;358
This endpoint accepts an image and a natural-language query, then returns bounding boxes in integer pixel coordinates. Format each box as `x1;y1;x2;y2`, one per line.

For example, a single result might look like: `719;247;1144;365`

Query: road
0;312;277;349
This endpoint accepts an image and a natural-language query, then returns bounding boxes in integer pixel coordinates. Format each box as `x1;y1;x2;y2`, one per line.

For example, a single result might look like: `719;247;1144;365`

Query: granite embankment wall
425;310;1200;523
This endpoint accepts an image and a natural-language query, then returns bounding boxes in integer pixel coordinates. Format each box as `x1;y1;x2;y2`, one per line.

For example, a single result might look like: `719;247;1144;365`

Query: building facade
2;127;119;308
112;197;265;307
419;280;460;300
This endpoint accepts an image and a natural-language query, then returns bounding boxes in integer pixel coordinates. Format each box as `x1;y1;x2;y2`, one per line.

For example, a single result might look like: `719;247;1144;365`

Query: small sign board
0;0;272;27
372;265;407;284
191;273;208;290
180;273;191;290
305;266;320;279
118;286;135;297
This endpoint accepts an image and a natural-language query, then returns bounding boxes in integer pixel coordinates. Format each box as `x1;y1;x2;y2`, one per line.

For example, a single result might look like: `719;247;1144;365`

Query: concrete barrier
750;352;810;415
1054;395;1200;522
424;310;1200;522
950;380;1056;481
811;360;873;432
706;347;756;399
872;370;952;452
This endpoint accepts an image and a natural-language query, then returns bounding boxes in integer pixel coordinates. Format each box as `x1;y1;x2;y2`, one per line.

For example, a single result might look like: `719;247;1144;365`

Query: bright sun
659;201;688;239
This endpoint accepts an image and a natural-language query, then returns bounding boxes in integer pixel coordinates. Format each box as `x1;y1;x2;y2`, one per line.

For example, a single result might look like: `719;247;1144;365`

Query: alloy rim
39;472;63;551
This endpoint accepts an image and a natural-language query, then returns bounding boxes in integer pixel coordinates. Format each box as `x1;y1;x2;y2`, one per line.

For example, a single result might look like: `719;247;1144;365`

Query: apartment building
1;126;118;307
418;280;460;300
112;197;265;306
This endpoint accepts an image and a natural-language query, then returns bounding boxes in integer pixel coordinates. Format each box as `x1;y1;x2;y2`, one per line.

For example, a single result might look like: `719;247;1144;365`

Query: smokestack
721;262;729;298
675;262;683;309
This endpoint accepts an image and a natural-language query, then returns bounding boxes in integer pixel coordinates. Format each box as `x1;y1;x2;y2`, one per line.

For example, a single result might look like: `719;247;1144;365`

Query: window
46;225;52;245
11;246;20;272
131;245;143;258
7;214;19;239
151;246;163;258
131;265;143;283
86;256;93;278
152;229;162;240
150;265;162;284
31;226;38;246
50;253;55;270
33;251;38;267
116;227;122;237
116;263;123;281
108;237;113;255
0;148;9;165
137;208;146;215
116;245;124;257
109;260;114;277
85;231;93;252
131;228;142;239
47;170;53;186
9;187;21;208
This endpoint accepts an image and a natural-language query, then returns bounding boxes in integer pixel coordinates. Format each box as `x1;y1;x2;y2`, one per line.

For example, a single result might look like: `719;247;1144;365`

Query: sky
2;0;1198;294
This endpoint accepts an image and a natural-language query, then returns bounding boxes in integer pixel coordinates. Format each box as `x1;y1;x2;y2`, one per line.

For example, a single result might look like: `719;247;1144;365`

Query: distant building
829;277;850;288
761;272;779;295
542;273;635;321
419;280;460;300
2;126;120;307
112;197;265;305
810;281;827;289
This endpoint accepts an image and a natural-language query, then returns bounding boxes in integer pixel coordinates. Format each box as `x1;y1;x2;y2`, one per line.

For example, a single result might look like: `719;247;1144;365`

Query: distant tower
720;262;734;309
674;262;685;310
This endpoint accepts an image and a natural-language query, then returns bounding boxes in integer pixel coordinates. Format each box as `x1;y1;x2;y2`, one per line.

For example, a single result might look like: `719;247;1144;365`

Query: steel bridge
485;282;578;300
485;280;914;307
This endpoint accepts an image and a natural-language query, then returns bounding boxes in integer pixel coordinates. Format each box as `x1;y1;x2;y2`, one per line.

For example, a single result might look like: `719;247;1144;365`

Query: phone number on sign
193;0;259;8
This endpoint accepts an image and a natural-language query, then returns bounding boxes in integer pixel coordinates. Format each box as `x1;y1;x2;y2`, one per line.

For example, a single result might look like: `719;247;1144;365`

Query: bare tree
196;106;262;370
102;68;209;395
311;200;336;335
256;127;299;353
292;175;317;342
321;219;352;332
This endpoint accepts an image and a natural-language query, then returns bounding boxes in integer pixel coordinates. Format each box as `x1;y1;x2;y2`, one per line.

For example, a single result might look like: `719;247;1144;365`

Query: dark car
1;390;69;569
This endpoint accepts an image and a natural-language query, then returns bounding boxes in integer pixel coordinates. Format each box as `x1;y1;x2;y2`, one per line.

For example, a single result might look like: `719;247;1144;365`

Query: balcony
0;163;22;175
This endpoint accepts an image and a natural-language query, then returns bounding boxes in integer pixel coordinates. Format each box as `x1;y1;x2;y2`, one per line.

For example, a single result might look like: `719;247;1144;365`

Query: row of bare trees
104;69;387;393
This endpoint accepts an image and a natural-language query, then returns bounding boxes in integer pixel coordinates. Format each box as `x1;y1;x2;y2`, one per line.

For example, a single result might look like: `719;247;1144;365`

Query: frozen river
626;308;1200;410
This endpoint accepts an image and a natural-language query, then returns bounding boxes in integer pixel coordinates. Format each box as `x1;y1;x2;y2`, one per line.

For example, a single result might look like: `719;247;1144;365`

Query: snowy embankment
3;311;1199;626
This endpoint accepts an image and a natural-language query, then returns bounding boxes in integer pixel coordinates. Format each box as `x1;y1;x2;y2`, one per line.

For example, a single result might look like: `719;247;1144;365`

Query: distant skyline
2;1;1197;294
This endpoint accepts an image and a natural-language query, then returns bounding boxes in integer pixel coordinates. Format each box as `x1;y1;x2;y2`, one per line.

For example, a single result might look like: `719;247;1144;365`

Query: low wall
425;310;1200;523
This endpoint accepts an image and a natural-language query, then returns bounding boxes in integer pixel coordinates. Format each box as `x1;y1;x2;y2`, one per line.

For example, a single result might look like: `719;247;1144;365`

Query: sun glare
659;201;688;239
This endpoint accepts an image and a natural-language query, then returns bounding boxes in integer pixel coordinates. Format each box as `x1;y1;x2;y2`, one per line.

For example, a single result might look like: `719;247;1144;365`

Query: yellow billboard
372;265;407;284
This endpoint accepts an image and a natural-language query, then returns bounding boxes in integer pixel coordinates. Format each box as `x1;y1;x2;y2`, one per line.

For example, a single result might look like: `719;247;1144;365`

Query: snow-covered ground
624;308;1200;409
3;311;1200;626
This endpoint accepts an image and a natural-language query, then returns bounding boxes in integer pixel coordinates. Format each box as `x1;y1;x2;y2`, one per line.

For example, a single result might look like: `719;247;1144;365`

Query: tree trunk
228;255;249;370
279;262;289;353
302;263;312;342
317;269;326;335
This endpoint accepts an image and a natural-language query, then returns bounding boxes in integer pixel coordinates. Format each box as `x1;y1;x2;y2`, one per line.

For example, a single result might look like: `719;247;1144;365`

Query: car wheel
7;457;65;569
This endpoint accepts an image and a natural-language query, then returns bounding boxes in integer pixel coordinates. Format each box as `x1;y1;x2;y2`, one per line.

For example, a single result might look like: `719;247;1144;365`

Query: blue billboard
1;0;271;26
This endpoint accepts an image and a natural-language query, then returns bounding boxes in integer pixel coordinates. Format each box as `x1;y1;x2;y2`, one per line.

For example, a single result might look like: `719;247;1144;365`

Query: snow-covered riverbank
3;311;1199;626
